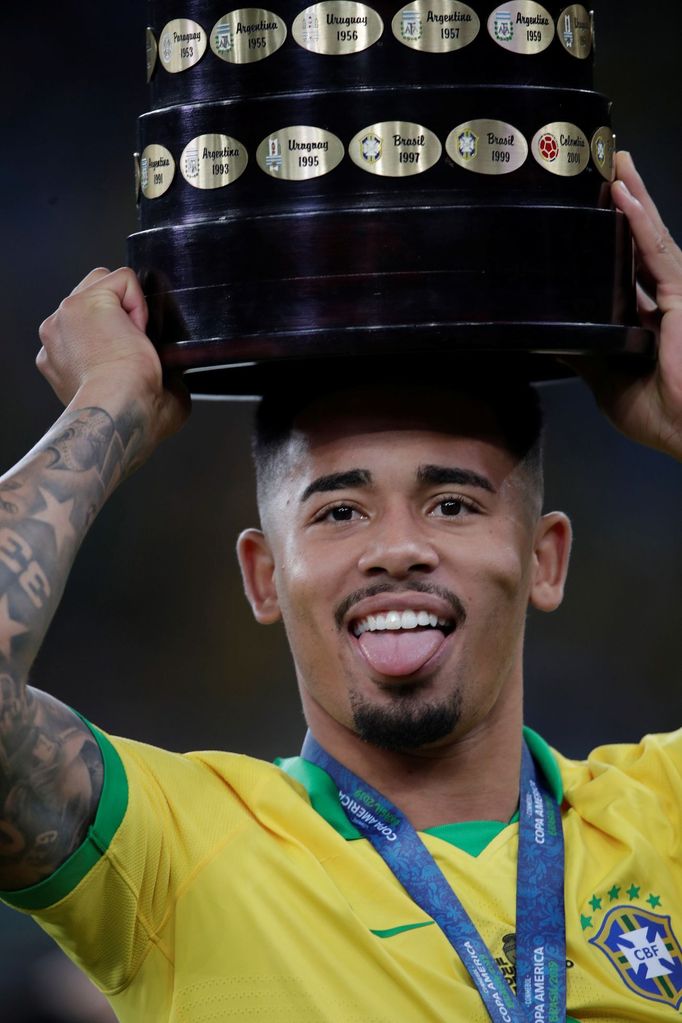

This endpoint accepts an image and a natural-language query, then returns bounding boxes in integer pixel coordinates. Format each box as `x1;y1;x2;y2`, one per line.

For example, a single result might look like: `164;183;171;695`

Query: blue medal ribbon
301;733;566;1023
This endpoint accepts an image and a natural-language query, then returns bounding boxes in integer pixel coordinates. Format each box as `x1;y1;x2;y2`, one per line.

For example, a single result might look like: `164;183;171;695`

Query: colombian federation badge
590;906;682;1010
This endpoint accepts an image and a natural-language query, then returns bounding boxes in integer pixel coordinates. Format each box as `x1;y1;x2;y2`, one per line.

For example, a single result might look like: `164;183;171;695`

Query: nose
357;503;440;578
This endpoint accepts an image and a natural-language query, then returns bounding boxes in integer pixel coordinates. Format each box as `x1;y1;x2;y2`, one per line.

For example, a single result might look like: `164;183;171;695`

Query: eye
429;496;479;518
314;503;365;524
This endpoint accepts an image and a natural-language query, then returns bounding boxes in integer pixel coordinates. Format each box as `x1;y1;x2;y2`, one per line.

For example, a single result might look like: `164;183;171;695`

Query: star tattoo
31;487;76;555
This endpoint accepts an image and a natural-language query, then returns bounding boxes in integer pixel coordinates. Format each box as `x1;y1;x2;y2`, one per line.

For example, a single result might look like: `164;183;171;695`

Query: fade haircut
252;370;545;521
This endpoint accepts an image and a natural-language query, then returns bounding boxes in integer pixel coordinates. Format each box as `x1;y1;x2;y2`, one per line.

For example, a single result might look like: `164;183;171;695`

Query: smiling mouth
351;609;455;637
350;609;457;678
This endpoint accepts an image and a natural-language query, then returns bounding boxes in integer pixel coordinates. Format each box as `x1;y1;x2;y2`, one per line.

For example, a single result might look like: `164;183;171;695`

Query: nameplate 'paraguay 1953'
488;1;555;54
446;119;528;174
256;127;345;181
349;121;442;176
391;0;480;52
292;1;384;55
531;121;589;176
180;133;249;189
210;9;287;64
158;18;208;73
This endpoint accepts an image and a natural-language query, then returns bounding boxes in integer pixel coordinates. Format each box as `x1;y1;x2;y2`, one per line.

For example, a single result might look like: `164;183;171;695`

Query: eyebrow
300;464;495;502
417;464;496;494
300;469;372;503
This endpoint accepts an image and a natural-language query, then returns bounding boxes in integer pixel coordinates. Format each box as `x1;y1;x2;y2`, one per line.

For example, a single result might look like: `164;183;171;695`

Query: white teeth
353;609;452;636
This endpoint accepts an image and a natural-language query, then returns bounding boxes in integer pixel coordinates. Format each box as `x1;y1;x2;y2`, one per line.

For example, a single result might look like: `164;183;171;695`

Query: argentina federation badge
590;906;682;1010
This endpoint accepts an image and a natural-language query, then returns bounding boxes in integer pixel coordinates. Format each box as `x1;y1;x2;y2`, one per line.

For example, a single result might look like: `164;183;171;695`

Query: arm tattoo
0;682;103;889
0;403;140;888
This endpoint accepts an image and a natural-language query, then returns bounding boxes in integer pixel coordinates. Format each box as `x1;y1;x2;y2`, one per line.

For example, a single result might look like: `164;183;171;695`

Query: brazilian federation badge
590;907;682;1010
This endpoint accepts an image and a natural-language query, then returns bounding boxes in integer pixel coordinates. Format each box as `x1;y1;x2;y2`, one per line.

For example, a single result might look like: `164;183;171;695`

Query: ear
236;528;282;624
529;512;572;613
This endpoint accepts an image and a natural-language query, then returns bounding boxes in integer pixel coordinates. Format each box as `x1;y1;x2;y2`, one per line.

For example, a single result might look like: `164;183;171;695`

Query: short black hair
252;367;544;517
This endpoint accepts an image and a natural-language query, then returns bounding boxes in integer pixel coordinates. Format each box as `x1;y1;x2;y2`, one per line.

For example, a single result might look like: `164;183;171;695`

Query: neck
302;691;523;831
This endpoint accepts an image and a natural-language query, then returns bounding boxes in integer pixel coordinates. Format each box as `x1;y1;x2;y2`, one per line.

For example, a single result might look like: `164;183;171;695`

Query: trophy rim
171;323;656;400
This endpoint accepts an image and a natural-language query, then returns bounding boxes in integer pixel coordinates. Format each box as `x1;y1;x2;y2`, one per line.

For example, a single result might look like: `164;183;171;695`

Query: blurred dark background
2;3;681;1019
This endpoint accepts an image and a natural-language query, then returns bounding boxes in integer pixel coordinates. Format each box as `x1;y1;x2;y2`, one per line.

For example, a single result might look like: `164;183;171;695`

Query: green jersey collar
276;726;562;858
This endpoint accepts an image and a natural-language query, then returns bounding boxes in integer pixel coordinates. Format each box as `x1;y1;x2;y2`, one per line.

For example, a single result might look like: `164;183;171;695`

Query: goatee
349;687;462;751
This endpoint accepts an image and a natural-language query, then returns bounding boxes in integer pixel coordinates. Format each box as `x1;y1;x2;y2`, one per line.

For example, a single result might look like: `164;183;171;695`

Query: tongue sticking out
357;629;446;677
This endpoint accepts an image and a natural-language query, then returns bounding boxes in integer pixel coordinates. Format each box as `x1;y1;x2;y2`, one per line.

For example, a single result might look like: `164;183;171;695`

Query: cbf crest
590;906;682;1010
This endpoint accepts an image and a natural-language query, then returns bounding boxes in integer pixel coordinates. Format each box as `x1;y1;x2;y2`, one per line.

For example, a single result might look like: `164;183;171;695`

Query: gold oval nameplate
180;134;248;189
392;0;480;52
591;126;615;181
256;126;344;181
211;9;287;64
140;144;175;199
557;5;592;58
488;2;554;54
293;2;383;55
349;121;441;176
446;119;527;175
146;28;158;82
133;152;141;203
159;19;208;74
531;122;589;176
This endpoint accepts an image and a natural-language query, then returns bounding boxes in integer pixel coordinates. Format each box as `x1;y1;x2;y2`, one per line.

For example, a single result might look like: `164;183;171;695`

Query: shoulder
554;729;682;839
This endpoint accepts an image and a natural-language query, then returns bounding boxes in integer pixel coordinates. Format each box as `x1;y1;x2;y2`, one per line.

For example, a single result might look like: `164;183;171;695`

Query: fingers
63;267;149;335
615;152;670;242
69;267;112;296
612;161;682;313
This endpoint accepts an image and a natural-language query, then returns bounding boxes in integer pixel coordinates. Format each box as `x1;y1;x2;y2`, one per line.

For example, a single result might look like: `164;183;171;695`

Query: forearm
0;392;148;681
0;392;148;888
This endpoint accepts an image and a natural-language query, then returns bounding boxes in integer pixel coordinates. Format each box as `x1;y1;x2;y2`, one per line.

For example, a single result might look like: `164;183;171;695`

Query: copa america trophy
127;1;654;396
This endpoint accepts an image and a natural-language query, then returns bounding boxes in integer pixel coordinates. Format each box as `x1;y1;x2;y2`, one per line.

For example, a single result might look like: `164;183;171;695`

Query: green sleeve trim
0;717;129;912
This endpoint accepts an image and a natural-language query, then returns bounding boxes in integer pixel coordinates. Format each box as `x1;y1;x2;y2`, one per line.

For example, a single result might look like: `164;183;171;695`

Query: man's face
240;386;568;754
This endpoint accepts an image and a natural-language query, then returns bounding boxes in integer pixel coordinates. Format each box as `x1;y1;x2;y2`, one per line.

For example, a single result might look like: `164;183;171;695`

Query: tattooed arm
0;268;189;891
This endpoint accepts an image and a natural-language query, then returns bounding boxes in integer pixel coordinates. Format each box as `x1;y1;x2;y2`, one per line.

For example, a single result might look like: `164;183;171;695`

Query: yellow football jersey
2;722;682;1022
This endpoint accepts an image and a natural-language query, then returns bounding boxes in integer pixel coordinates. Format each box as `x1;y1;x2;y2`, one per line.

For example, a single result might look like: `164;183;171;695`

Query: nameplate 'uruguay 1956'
349;121;442;176
557;5;592;59
256;127;345;180
531;122;589;175
446;119;528;174
292;1;384;55
180;134;249;189
391;0;480;52
488;1;555;54
591;127;615;181
159;19;208;73
140;144;175;199
146;28;158;82
210;9;287;64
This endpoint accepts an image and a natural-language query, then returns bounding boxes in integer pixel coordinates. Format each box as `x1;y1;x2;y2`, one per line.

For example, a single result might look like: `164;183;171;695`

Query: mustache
334;581;467;630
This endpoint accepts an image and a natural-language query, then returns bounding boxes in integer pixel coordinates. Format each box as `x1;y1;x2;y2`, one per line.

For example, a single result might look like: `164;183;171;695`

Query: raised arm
0;268;189;891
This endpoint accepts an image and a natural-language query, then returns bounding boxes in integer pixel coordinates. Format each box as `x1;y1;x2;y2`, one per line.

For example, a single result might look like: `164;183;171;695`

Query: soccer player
0;153;680;1021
